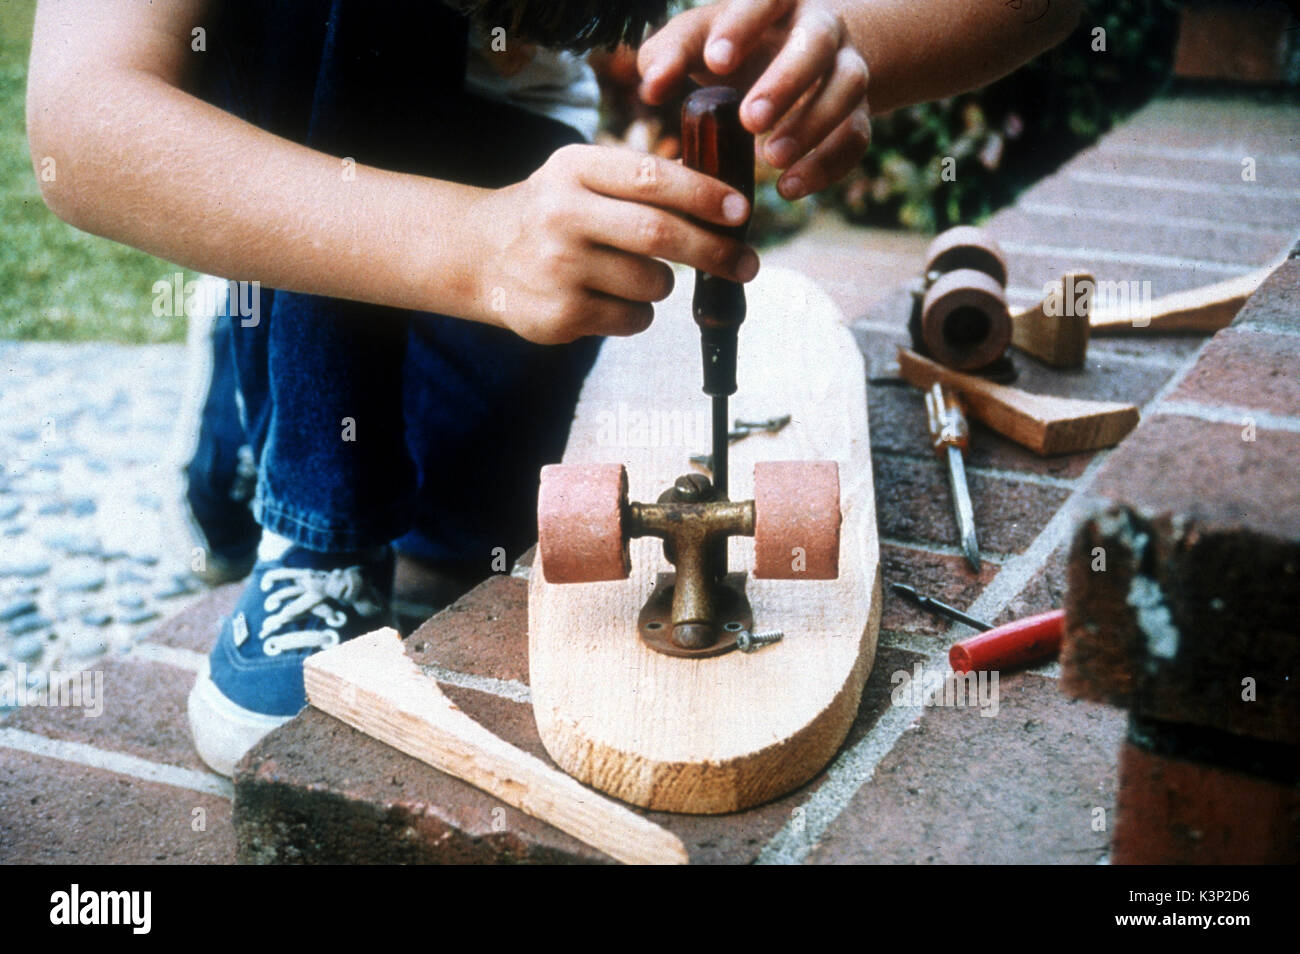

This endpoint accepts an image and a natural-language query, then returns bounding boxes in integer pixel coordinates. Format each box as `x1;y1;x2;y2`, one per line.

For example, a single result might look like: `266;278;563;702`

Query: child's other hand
638;0;871;201
474;144;757;345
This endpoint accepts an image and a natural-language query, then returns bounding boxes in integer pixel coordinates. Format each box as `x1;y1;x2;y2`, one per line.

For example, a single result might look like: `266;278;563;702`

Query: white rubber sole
187;665;293;777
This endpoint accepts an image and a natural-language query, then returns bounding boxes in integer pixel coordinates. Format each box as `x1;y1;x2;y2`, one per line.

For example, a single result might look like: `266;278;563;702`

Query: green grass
0;0;185;343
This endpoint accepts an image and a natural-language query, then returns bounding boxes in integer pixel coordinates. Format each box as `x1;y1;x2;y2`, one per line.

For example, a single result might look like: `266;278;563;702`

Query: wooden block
1010;272;1093;368
1091;266;1272;335
897;347;1139;456
303;629;689;865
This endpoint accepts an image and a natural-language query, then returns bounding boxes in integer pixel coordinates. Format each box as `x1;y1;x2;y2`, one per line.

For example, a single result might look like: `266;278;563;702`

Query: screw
735;629;784;653
673;472;713;502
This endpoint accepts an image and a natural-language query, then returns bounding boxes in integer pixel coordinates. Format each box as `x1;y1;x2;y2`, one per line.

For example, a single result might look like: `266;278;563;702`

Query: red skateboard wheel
924;225;1008;287
753;461;841;580
538;463;631;584
920;268;1011;371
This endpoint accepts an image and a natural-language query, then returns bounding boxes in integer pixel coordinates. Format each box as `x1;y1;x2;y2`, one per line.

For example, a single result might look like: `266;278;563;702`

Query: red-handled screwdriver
948;609;1065;673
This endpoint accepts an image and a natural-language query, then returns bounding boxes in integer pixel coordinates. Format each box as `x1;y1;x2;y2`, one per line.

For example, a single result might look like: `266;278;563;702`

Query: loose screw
735;629;784;653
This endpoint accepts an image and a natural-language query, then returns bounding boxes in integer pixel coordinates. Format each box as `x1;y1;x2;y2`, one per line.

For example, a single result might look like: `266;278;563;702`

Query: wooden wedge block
897;348;1139;456
1010;272;1093;368
1091;265;1273;335
303;629;689;865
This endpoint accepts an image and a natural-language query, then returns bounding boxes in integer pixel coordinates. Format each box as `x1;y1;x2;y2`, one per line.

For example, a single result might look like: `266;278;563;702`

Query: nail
765;136;797;168
736;249;760;282
706;38;734;71
722;193;748;224
780;175;804;200
746;97;773;129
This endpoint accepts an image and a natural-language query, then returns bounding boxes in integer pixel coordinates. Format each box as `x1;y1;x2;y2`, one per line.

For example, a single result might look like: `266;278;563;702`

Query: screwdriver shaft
945;446;980;571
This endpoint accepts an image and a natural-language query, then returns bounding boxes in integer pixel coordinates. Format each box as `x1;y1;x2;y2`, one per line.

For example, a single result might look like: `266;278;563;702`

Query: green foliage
1;0;187;343
828;0;1181;232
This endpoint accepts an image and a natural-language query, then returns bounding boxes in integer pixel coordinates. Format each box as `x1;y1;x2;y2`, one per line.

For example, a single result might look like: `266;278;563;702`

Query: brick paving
2;93;1297;864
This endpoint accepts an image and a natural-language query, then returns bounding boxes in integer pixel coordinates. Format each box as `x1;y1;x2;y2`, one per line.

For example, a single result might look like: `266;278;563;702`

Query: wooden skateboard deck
528;265;881;814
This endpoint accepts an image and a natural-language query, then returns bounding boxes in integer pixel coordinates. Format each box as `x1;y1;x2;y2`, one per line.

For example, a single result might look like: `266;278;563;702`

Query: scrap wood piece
1010;271;1093;368
1091;265;1273;335
303;628;689;866
897;347;1139;456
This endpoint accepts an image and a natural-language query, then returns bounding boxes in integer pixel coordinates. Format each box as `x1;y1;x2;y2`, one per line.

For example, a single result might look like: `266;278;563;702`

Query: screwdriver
682;87;754;502
924;382;981;571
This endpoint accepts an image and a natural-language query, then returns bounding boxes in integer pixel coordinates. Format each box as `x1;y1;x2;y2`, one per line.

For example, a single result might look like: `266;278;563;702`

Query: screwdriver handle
683;87;754;398
924;382;970;455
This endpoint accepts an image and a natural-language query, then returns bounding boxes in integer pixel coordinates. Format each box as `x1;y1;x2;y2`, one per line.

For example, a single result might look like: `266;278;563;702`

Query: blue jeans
221;291;599;563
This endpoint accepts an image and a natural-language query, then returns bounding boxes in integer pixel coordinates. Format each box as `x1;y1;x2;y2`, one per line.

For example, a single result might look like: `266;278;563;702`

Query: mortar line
1091;143;1300;167
758;327;1219;864
0;727;233;799
1156;401;1300;434
870;447;1079;490
877;535;1012;565
999;241;1258;275
128;643;207;673
1065;170;1300;200
1015;201;1296;236
419;663;532;705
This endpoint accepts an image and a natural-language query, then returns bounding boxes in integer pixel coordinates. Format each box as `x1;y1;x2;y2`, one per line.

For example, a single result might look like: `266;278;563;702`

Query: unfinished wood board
1010;272;1093;368
897;347;1139;456
1091;265;1273;334
304;629;688;865
529;265;880;815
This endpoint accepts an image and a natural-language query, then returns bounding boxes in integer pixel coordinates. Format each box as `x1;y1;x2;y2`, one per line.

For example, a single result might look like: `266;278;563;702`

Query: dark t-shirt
194;0;582;189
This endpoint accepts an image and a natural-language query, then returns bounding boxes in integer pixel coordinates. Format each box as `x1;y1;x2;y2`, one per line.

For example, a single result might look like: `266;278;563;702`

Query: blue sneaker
188;537;395;775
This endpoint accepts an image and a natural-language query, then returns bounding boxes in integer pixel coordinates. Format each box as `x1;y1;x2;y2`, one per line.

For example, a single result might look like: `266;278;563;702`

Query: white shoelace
233;566;381;657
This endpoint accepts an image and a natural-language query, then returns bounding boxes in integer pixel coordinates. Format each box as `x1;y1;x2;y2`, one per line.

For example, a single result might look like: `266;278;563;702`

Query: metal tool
889;583;992;631
689;414;790;470
924;382;981;571
682;87;755;502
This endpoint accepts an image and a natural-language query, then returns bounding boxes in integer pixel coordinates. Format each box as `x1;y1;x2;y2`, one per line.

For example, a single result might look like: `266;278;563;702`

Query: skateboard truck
537;461;841;658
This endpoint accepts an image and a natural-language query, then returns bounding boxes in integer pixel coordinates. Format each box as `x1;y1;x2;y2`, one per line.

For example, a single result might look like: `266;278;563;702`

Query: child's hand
473;144;757;344
638;0;871;201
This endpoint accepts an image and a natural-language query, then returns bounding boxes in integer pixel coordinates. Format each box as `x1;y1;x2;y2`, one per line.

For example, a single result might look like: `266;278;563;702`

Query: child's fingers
583;195;759;284
740;7;842;133
637;6;710;105
703;0;794;75
763;46;869;169
575;150;750;229
778;107;871;199
583;292;657;338
582;247;677;304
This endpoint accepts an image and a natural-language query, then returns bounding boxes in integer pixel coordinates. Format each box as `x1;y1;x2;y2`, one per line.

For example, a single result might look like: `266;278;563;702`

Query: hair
447;0;673;51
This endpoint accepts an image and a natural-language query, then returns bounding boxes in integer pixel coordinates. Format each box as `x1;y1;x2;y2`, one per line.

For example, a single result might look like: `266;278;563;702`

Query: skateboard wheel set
539;460;841;587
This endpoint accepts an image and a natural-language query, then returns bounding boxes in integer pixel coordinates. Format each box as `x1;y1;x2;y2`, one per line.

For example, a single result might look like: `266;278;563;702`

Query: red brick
1089;414;1300;540
990;544;1069;628
406;574;530;685
4;658;209;772
988;206;1288;269
0;751;234;864
149;583;238;653
806;673;1124;864
1021;175;1300;232
1062;503;1300;746
234;566;919;864
1232;256;1300;337
1171;329;1300;418
873;453;1071;557
1101;98;1300;156
880;544;997;642
1113;737;1300;865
